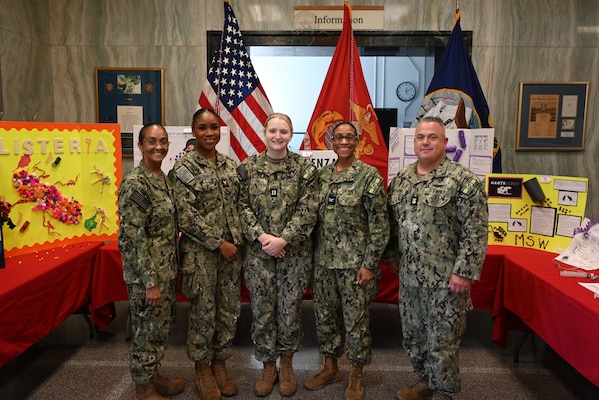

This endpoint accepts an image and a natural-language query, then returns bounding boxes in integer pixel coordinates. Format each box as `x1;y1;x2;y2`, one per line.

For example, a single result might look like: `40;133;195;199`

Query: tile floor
1;301;598;400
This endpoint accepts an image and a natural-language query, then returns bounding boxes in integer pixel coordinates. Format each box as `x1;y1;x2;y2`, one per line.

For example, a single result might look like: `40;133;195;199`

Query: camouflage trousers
127;281;176;384
399;285;471;395
311;265;379;366
243;252;311;362
180;249;242;363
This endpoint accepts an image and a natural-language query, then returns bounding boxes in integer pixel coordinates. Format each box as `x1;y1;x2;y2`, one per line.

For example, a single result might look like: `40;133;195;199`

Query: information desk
0;241;104;367
502;247;599;387
89;242;506;331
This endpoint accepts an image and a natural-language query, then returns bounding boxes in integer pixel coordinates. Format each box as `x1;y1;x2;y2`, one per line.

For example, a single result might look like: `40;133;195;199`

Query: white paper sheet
555;220;599;270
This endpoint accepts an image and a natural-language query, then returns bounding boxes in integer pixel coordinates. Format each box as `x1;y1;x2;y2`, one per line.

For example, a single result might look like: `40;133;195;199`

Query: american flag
198;0;272;162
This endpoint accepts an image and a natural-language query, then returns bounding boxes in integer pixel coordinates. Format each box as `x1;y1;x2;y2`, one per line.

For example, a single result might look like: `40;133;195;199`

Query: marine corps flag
412;9;502;173
301;1;388;182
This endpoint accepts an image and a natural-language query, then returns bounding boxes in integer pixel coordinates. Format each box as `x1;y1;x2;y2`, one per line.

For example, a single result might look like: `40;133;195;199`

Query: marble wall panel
475;43;599;217
47;0;206;46
0;1;53;121
0;32;54;121
0;0;52;43
52;44;205;126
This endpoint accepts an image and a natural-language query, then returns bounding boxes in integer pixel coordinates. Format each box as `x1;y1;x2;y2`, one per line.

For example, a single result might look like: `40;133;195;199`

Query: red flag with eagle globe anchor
301;1;389;183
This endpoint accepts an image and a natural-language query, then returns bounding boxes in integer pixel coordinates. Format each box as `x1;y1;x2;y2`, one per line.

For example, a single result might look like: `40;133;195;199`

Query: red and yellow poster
0;122;121;255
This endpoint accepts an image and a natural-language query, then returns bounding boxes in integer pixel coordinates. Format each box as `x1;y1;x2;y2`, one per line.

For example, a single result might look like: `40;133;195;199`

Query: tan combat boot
344;364;364;400
154;374;185;396
212;359;238;396
195;362;221;400
255;360;278;397
304;355;342;390
278;351;297;396
134;383;167;400
396;379;433;400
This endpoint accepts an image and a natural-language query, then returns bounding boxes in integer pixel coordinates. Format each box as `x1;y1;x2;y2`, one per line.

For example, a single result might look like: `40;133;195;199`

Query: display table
0;241;104;367
502;246;599;387
89;242;507;331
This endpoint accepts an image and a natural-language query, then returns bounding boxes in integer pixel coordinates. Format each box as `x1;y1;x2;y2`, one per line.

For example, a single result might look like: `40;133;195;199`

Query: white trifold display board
387;128;495;182
133;125;231;174
132;124;338;174
295;150;338;168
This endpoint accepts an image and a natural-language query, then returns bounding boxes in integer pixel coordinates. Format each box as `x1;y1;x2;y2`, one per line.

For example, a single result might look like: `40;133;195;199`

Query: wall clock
396;81;416;102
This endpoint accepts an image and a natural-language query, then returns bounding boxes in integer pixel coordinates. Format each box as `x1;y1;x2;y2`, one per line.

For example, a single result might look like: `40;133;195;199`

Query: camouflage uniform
238;151;318;362
385;157;488;395
312;159;389;366
170;151;243;364
118;162;178;384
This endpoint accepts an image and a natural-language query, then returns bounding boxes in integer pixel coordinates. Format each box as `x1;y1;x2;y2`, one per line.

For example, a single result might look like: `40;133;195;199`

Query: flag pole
453;1;460;28
346;1;355;122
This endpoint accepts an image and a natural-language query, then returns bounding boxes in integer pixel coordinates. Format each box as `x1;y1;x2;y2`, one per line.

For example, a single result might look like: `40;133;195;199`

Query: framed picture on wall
95;67;164;156
516;82;589;151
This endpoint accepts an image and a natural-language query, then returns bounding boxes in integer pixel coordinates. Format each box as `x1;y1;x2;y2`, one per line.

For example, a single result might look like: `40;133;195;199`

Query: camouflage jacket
385;157;488;287
314;159;389;270
238;151;318;259
170;151;243;263
117;162;177;288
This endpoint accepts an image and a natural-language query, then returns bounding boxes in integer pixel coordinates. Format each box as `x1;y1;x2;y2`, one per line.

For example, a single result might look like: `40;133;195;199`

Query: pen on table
559;270;598;280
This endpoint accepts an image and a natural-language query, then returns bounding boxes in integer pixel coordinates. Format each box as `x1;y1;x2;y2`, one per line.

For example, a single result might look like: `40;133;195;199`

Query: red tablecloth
89;242;507;331
0;241;104;367
502;246;599;387
88;241;128;330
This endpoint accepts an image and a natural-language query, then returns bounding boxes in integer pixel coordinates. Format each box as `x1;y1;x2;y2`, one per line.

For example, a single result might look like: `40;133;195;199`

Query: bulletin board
486;173;588;253
0;122;121;255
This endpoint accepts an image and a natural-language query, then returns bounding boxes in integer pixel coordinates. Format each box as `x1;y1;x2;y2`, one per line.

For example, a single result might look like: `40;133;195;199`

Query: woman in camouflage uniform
118;123;185;400
170;108;244;400
304;121;389;400
238;113;318;397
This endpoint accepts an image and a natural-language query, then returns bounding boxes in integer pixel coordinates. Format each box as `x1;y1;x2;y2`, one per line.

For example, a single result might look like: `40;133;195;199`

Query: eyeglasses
331;135;358;142
144;139;170;147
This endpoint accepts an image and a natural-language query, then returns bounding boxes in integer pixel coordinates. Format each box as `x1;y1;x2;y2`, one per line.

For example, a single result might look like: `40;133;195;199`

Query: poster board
486;173;588;253
296;150;337;168
132;125;231;174
388;128;494;181
0;122;121;255
132;125;338;174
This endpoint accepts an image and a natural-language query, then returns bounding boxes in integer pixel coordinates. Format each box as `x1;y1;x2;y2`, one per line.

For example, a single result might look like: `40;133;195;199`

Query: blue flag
413;10;502;173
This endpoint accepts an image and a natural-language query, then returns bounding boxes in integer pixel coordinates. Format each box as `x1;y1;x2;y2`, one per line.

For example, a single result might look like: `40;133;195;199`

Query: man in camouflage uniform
170;109;243;400
385;116;488;400
305;122;389;400
238;113;318;397
118;123;185;400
